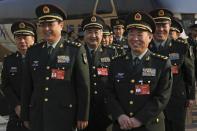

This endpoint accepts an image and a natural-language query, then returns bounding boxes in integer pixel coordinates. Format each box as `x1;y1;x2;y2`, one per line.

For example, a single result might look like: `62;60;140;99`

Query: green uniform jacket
188;37;197;79
106;50;172;131
21;38;90;131
83;44;117;131
149;38;195;123
1;52;24;121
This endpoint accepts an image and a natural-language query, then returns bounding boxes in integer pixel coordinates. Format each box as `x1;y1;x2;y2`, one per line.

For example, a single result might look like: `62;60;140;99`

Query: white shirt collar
131;49;148;60
47;37;61;48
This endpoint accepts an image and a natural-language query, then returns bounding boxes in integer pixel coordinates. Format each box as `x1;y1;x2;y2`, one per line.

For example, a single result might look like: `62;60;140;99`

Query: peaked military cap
170;18;183;33
11;21;36;36
36;4;66;23
110;18;125;29
125;11;156;33
149;8;173;23
103;24;112;36
81;15;105;30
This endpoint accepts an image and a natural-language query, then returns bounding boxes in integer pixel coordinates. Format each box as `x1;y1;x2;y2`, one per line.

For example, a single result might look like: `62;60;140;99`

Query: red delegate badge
97;68;108;76
171;65;179;74
51;69;65;80
135;84;150;95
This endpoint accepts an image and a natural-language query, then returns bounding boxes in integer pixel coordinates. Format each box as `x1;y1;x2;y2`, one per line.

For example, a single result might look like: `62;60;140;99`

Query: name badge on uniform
171;65;179;74
97;68;108;76
135;84;150;95
142;68;156;76
51;69;65;80
100;57;111;63
57;56;70;63
169;53;180;60
32;61;39;67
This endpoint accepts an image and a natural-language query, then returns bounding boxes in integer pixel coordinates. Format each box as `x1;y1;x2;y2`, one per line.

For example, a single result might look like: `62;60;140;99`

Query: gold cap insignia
91;16;96;22
134;13;142;21
19;23;25;28
116;20;120;25
43;6;50;14
158;10;164;16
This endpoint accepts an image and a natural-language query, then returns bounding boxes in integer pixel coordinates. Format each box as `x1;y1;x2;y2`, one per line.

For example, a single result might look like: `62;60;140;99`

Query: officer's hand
130;117;142;128
77;121;88;130
118;114;133;130
186;99;196;107
14;105;21;118
24;121;30;129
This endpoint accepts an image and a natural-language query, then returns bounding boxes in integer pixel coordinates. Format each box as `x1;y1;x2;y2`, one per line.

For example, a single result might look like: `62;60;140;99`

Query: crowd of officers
0;3;196;131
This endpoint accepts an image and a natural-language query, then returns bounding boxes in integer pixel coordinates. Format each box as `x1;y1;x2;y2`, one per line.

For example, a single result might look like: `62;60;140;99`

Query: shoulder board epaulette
103;45;116;50
66;40;81;47
111;53;126;60
175;38;187;44
4;52;15;58
151;53;168;60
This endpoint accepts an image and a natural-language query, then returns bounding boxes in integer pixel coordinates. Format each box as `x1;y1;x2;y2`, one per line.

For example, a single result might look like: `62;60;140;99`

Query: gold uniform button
33;68;36;71
129;101;134;105
46;77;49;80
94;91;98;94
44;98;48;102
93;83;97;86
156;118;159;123
131;79;135;83
69;104;72;108
93;74;96;77
92;66;96;69
45;87;49;91
130;90;134;94
129;112;133;116
117;80;120;82
46;66;50;70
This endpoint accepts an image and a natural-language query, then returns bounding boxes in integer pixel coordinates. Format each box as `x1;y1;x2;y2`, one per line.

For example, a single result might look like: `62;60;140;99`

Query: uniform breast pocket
142;76;158;92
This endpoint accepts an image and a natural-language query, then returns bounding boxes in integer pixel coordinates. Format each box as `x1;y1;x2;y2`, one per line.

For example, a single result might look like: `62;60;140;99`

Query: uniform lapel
84;44;94;67
40;42;49;66
159;38;171;56
149;40;158;53
94;45;102;66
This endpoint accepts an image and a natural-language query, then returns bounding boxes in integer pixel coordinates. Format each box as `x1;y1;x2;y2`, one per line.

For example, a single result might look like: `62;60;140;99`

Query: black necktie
48;46;53;55
133;57;140;67
90;50;95;63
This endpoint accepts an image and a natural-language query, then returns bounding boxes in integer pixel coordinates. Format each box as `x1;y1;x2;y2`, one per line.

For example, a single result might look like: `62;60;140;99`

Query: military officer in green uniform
106;11;172;131
1;21;36;131
149;8;195;131
169;18;183;40
21;4;90;131
80;15;117;131
188;24;197;79
102;24;112;46
111;18;128;50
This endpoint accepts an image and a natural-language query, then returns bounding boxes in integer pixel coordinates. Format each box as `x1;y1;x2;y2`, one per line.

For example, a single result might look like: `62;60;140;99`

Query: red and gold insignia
43;6;50;14
134;13;142;21
158;10;164;16
19;22;25;28
91;16;96;22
